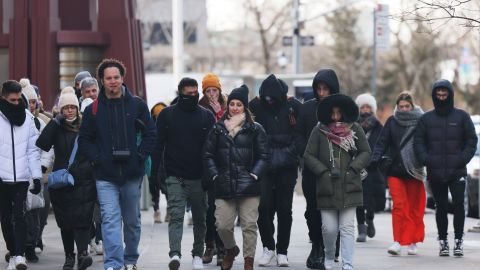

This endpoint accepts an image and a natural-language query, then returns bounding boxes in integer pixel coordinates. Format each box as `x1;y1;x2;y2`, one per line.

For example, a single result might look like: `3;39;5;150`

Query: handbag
48;136;78;189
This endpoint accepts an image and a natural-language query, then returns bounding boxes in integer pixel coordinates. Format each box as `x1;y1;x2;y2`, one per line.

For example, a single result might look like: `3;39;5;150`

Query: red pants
388;177;426;245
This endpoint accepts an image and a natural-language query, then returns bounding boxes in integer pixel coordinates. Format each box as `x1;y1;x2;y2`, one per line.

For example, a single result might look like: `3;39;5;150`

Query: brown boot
202;241;216;264
221;245;240;270
244;257;254;270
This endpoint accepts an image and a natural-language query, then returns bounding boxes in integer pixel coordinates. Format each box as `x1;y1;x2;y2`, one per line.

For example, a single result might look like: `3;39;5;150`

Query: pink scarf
320;122;357;152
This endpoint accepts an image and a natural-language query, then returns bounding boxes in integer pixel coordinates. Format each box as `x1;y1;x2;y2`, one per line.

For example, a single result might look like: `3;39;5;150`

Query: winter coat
249;74;302;169
0;110;42;182
304;123;371;210
414;80;478;182
203;120;269;199
79;85;156;184
36;120;96;229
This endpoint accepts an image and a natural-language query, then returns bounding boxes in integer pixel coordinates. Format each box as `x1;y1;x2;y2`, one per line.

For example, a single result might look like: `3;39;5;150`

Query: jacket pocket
316;171;334;196
345;169;362;193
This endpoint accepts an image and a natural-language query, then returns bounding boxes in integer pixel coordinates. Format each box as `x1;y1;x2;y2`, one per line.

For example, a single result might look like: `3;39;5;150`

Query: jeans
0;182;29;256
166;176;207;258
321;207;356;270
302;169;324;246
96;178;142;269
430;178;466;240
258;167;297;255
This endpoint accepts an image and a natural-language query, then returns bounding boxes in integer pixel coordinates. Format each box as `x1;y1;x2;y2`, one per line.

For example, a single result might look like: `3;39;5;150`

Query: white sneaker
7;258;15;270
106;268;114;270
407;243;418;255
95;240;104;255
14;256;27;270
258;247;275;266
388;242;401;255
192;256;203;270
89;239;96;254
169;255;180;270
277;254;289;267
324;259;334;270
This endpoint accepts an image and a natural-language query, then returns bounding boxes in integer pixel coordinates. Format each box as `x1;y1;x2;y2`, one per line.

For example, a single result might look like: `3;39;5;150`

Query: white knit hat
58;86;79;110
80;97;94;113
355;93;377;114
19;78;38;101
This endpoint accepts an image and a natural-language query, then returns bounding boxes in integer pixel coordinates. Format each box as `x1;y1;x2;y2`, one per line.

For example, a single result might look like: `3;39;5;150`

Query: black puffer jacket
203;120;269;199
414;80;478;182
36;120;96;229
249;74;302;169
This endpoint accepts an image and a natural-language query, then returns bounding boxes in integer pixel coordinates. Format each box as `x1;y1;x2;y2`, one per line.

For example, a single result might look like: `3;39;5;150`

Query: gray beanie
74;71;92;85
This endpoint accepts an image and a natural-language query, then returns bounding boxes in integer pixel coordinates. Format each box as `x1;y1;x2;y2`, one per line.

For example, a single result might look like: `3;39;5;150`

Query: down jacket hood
259;74;287;103
432;79;454;116
312;69;340;100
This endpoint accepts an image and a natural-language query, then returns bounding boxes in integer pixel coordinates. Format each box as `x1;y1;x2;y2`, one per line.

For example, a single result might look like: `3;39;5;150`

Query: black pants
61;228;91;255
26;209;40;247
0;182;29;256
430;178;466;240
302;169;324;246
205;188;224;249
258;167;297;255
356;179;376;225
38;183;50;245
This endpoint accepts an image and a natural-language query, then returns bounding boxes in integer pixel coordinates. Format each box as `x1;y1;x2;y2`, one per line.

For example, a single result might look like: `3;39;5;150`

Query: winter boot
244;257;254;270
25;246;39;263
202;241;216;264
217;247;225;266
306;242;321;269
366;219;376;238
63;253;75;270
221;245;240;270
356;224;367;242
77;252;93;270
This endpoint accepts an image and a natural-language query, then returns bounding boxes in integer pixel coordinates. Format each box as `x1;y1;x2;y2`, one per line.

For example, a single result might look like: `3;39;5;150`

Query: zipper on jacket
11;125;16;182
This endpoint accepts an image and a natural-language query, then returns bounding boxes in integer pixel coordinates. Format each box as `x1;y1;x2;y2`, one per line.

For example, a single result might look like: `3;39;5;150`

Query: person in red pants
371;91;426;255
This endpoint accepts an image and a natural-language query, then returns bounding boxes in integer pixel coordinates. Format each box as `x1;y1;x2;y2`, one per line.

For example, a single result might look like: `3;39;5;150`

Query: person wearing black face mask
151;77;215;270
354;93;384;243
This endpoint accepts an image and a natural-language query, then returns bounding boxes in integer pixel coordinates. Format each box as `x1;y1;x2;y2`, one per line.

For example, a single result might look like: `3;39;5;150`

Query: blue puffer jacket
79;85;156;184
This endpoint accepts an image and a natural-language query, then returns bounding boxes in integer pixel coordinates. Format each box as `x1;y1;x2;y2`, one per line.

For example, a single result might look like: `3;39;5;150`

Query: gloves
53;113;65;125
41;166;47;174
30;179;41;195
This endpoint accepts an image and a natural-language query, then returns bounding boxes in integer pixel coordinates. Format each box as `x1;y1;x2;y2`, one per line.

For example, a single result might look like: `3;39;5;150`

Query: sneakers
277;254;289;267
95;241;104;255
439;239;449;256
407;243;418;255
387;242;401;255
7;258;15;270
88;240;96;255
168;255;180;270
35;240;43;254
25;246;38;263
324;259;334;270
258;247;275;266
14;256;27;270
192;256;203;270
453;239;463;257
153;210;162;224
124;264;138;270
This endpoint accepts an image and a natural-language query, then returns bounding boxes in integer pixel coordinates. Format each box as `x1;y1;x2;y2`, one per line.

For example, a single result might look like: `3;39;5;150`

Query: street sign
375;4;390;52
282;35;315;47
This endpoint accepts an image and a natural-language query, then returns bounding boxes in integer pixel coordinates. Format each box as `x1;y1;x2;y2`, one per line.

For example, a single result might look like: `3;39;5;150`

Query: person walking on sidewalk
0;80;42;270
199;73;227;266
304;94;371;270
203;85;269;270
296;69;340;269
354;93;384;242
414;80;477;257
151;77;215;270
79;59;157;270
371;91;426;255
249;74;301;267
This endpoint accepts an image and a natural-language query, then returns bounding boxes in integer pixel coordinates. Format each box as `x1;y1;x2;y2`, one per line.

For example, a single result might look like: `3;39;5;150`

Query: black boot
306;242;322;269
25;246;39;263
356;224;367;242
63;253;75;270
77;252;93;270
366;219;376;238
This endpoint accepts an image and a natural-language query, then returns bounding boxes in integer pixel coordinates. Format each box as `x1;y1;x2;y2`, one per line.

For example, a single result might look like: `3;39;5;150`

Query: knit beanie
202;73;221;93
74;71;92;85
355;93;377;114
19;78;38;101
228;85;249;107
58;86;79;110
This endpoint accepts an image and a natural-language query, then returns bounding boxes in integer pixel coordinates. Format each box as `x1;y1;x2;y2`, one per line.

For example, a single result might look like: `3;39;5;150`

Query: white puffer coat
0;110;42;182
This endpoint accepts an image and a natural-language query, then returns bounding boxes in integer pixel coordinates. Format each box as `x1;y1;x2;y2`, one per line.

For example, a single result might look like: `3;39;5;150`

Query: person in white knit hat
354;93;384;243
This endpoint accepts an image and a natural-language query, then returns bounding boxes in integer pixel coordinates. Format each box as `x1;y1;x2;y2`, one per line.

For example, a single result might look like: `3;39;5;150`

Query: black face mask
359;112;373;119
0;98;27;126
178;93;199;111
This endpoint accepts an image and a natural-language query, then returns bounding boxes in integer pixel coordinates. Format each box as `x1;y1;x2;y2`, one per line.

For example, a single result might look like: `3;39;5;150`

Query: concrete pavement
2;194;480;270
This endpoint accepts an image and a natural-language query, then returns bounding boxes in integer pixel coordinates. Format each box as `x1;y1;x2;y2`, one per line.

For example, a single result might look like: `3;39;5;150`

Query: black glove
53;113;65;125
30;179;41;195
41;166;47;174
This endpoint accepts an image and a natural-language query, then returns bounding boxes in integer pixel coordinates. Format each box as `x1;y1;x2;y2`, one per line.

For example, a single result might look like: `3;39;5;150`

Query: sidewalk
2;194;479;270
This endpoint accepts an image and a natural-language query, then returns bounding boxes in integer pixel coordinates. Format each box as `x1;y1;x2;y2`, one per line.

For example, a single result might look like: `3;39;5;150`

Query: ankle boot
356;224;367;242
221;246;240;270
366;219;376;238
244;257;254;270
77;252;93;270
63;253;75;270
306;242;321;269
202;241;216;264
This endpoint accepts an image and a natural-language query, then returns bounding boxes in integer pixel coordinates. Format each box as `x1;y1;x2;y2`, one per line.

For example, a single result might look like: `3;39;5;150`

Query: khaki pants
215;197;260;258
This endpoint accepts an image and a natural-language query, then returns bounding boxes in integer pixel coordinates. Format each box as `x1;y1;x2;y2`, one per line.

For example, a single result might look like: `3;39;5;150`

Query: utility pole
371;6;377;96
172;0;184;85
292;0;300;74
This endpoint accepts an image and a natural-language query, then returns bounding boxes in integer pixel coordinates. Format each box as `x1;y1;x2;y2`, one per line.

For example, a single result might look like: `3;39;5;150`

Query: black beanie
228;84;249;107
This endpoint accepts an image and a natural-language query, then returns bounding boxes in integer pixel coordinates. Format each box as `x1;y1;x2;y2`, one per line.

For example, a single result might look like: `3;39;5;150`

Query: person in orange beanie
199;73;227;121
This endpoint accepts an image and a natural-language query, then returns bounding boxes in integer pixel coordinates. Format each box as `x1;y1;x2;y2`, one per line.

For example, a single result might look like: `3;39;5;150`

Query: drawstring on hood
432;79;454;116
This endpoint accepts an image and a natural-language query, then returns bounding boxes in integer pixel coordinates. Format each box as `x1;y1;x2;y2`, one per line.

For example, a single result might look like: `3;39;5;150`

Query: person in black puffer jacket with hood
414;79;477;257
203;85;268;270
249;74;302;267
296;69;340;269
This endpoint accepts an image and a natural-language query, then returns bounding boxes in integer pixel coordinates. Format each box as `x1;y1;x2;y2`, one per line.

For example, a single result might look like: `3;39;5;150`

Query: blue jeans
96;178;142;270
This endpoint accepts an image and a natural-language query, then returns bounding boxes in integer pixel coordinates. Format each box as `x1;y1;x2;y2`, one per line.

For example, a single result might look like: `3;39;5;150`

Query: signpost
282;36;315;47
372;4;390;96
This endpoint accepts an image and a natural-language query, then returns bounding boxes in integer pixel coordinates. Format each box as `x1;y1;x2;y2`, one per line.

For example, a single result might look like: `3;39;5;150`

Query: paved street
2;193;480;270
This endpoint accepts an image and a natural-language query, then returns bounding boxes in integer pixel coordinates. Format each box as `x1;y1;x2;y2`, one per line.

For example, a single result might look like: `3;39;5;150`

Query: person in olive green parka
304;94;371;270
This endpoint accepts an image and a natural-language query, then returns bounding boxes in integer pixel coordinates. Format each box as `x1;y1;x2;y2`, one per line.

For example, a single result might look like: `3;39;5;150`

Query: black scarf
178;93;200;112
358;113;378;133
0;98;26;126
